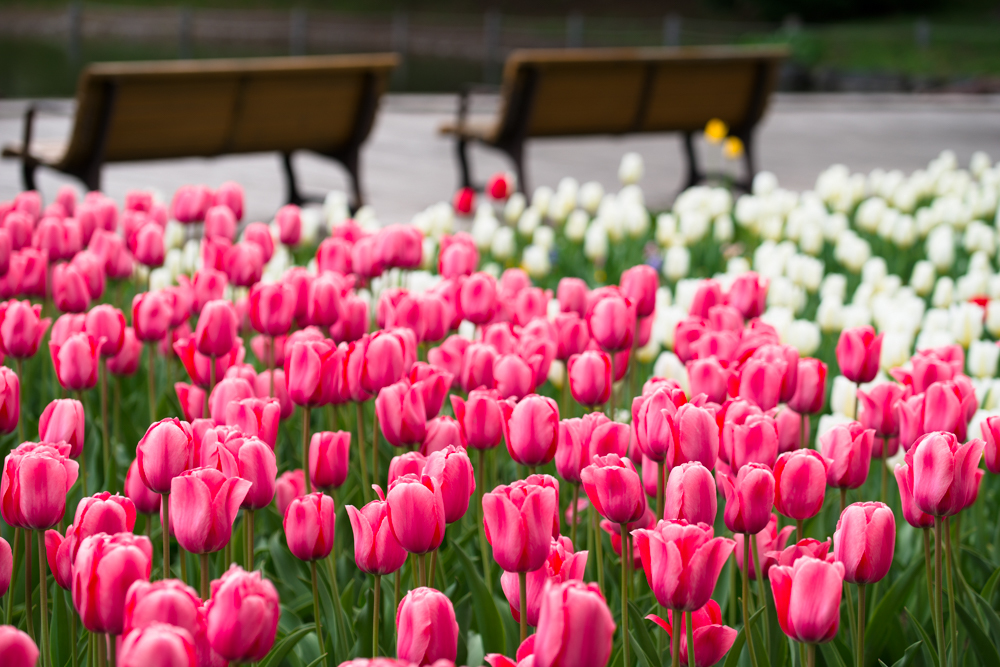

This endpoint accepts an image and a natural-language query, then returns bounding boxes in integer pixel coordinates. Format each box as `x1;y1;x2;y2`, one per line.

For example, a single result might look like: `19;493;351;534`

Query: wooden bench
3;53;399;209
440;45;788;193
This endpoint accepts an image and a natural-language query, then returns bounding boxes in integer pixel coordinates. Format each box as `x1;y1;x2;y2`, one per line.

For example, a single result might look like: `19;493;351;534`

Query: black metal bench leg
282;152;305;206
21;158;37;192
681;131;702;190
456;138;473;190
343;148;364;213
508;142;527;194
739;131;756;192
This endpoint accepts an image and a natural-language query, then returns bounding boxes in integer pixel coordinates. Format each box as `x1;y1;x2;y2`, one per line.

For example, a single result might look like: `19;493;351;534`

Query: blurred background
2;0;1000;98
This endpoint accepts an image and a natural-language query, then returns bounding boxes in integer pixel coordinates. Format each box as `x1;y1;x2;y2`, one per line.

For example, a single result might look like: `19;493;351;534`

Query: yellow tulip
704;118;728;144
723;136;744;160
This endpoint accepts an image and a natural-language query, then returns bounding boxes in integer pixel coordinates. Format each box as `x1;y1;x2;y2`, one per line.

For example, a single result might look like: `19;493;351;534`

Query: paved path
2;93;999;223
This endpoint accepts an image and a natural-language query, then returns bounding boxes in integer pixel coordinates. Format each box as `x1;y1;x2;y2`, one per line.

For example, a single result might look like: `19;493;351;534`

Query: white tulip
891;214;917;248
532;226;555;250
619;184;645;209
471;214;500;250
915;329;956;351
799;220;825;255
583;222;609;262
830;375;858;419
421;238;437;271
182;238;201;274
163;221;186;251
636;337;661;364
624;205;650;238
950;301;984;347
956;272;989;302
752;171;778;196
565;209;589;242
531;186;553;214
964;220;997;256
727;257;751;275
521;244;551;279
458;319;477;340
557;176;579;200
652;351;689;394
656;213;678;246
579;181;604;214
971;151;992;177
787;319;821;356
548;359;566;390
548;191;575;223
841;304;873;329
149;267;173;292
680;211;711;244
664;245;691;282
855;197;886;233
909;260;936;296
734;195;760;228
817;413;856;446
931;276;954;309
760;307;794;342
491;226;516;260
817;297;844;333
504;193;527;223
824;212;849;241
517;207;543;237
968;339;999;378
879;331;913;372
324;191;350;227
861;257;888;288
300;208;322;245
820;273;847;302
986;300;1000;338
926;225;955;270
618;152;645;185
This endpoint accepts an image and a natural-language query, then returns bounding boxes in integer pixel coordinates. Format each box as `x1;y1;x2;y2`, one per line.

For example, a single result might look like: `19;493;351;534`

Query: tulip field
2;145;1000;667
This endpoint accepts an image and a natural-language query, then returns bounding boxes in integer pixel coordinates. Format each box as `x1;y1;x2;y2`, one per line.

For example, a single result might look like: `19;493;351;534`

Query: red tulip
38;398;84;457
500;394;559;467
136;418;195;494
836;326;882;384
1;442;79;529
0;300;50;358
820;421;874;489
664;461;717;525
646;601;737;667
451;389;503;451
386;473;446;555
532;581;615;667
347;486;408;576
170;467;251;554
276;204;301;245
308;431;350;490
204;566;280;663
769;557;844;644
118;623;196;667
0;367;18;435
586;288;635;352
903;431;984;517
72;532;153;634
773;449;829;521
500;536;587;627
125;459;161;516
283;492;335;561
0;624;37;667
482;479;558;572
633;519;735;611
424;445;475;524
396;586;459;665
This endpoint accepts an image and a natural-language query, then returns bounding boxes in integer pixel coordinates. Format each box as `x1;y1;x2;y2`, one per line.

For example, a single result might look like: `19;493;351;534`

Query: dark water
0;36;487;98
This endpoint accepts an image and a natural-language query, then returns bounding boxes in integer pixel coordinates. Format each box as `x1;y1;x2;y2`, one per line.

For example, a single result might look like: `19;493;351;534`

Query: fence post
178;7;193;59
67;0;82;65
483;9;502;83
663;13;682;47
290;8;308;56
566;11;584;48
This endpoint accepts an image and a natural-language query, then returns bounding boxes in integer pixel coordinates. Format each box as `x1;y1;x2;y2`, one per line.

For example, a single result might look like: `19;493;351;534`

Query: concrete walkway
2;93;999;223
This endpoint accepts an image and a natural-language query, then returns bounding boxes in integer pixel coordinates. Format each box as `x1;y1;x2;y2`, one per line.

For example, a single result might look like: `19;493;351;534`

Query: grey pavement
2;93;999;223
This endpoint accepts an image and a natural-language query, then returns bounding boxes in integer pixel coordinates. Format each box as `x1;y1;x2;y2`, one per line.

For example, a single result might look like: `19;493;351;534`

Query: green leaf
258;624;315;667
819;641;848;667
627;602;658;667
888;640;923;667
865;556;922;660
971;588;1000;646
305;654;328;667
721;626;747;667
454;545;506;655
982;566;1000;606
902;607;938;667
955;601;1000;666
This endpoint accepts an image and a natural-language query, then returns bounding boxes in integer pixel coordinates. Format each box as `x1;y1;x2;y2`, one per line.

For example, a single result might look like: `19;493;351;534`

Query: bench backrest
60;54;399;172
495;45;787;143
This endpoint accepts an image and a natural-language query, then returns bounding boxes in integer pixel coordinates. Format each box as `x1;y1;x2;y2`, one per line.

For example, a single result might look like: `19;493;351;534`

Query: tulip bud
0;368;19;436
49;332;102;392
820;421;874;489
424;445;475;524
119;623;196;667
836;326;883;384
205;566;280;663
773;450;829;522
499;536;588;628
904;431;984;517
581;454;646;525
72;532;153;634
483;480;558;573
283;492;336;562
170;468;251;554
500;394;559;467
663;461;716;526
275;470;305;517
0;626;39;667
769;557;845;644
386;474;446;555
833;501;895;584
1;442;79;529
533;580;615;667
396;587;459;666
308;431;350;490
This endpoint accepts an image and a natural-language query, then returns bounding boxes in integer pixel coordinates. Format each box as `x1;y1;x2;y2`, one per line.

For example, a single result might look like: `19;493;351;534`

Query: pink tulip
174;383;205;422
424;445;475;524
171;185;212;222
249;282;296;338
620;265;658;318
773;449;829;521
170;467;251;554
459;272;498;325
347;486;408;576
438;233;479;278
386;474;446;555
284;339;340;406
820;421;874;489
376;224;423;270
500;394;559;467
118;623;196;667
788;358;827;414
377;380;428;448
893;464;933;528
833;501;895;584
737;358;784;412
1;442;79;529
718;462;774;535
553;312;590;360
586;288;635;352
646;600;737;667
664;462;717;525
0;300;50;358
125;459;161;515
19;248;48;297
451;389;503;451
772;406;806;454
726;272;767;319
421;416;464;456
361;330;412;394
275;470;305;517
306;271;346;327
396;587;458;666
0;625;40;667
52;263;91;313
512;286;549;326
483;480;558;572
308;431;350;490
500;536;587;627
903;431;984;517
836;326;883;384
106;326;142;376
136;418;195;494
769;557;845;644
729;413;779;472
600;506;654;569
630;386;684;463
71;249;105;299
206;377;253;423
283;492;335;561
855;383;904;440
567;350;612;407
49;332;101;391
45;491;137;590
460;342;498;392
0;536;11;596
131;221;165;267
195;300;238;358
734;514;796;580
689;280;724;319
581;454;646;525
633;519;735;611
493;353;535;400
72;532;153;634
38;398;85;457
532;580;615;667
225;397;280;449
331;293;369;343
276;204;301;245
409;362;453;420
198;432;276;511
317;236;353;275
555;412;630;484
204;205;236;241
0;368;17;435
982;415;1000;474
686;357;728;404
556;277;588;317
204;565;280;663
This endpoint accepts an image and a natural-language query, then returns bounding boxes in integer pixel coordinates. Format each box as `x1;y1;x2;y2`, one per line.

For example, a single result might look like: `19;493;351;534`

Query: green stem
357;402;370;504
393;569;400;653
311;562;325;657
519;570;528;643
180;547;187;586
686;610;696;667
845;579;857;660
37;532;51;667
16;358;24;445
934;518;946;667
418;553;427;588
100;359;114;491
5;528;18;625
147;344;156;423
944;517;958;667
200;553;209;600
70;598;78;667
372;407;380;492
923;528;939;658
840;488;847;516
591;507;605;594
857;583;866;667
796;519;804;542
25;526;34;641
742;534;759;667
729;550;738;628
620;523;629;667
656;460;664;521
800;413;807;451
428;548;438;589
246;510;254;571
373;574;381;657
671;608;680;667
76;390;87;497
749;537;770;656
477;453;492;588
326;555;347;653
107;633;116;667
303;406;312;494
807;643;816;667
162;493;170;579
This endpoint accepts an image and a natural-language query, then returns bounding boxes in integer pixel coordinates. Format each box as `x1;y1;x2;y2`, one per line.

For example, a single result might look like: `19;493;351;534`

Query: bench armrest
456;82;502;128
